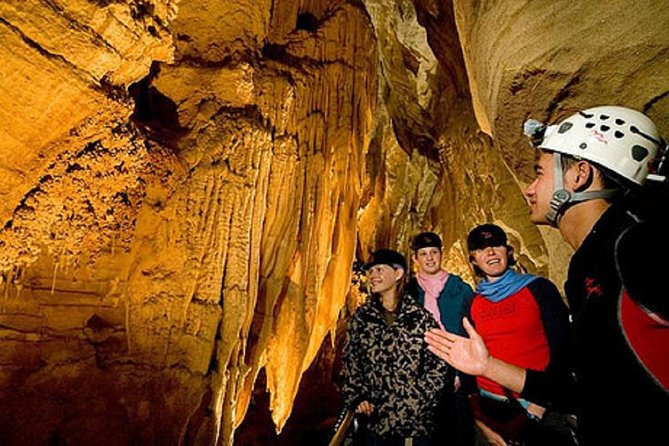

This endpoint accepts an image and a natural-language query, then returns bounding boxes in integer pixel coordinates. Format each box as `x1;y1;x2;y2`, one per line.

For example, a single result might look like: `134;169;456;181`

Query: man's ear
572;160;595;191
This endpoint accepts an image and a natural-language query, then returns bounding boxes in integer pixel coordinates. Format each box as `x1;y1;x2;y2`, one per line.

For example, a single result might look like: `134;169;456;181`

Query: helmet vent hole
614;130;624;138
600;125;610;132
631;145;648;161
600;114;610;120
579;143;588;149
585;123;595;129
616;118;625;125
558;122;573;133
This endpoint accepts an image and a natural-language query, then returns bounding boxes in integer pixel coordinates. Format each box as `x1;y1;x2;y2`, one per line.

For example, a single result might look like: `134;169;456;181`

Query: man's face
525;151;555;225
413;247;443;275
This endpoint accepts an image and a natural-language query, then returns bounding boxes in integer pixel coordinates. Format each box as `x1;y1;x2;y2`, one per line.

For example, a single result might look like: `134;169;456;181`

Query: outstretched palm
425;317;489;376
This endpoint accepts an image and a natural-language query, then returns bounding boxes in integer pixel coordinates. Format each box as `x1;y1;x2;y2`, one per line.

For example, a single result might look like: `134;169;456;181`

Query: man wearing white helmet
523;105;669;445
426;105;669;445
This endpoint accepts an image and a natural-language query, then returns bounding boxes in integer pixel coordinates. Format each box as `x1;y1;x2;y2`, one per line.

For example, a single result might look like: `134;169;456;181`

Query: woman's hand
356;400;374;416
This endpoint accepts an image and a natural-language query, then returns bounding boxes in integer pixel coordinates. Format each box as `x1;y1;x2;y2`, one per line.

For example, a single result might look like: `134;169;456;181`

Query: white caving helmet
524;105;667;225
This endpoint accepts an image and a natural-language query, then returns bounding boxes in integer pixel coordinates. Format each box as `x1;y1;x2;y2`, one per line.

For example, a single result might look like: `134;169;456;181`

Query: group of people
340;105;669;445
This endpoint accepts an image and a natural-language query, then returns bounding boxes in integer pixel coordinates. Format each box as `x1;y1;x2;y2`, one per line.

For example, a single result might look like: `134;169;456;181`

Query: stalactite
51;259;59;295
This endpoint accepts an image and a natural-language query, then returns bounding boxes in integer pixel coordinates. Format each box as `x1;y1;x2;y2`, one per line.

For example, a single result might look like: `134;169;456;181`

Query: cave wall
453;0;669;176
1;1;378;444
0;0;667;445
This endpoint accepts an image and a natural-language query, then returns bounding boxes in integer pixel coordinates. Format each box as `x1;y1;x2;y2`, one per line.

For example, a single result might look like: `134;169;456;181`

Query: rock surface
0;0;667;444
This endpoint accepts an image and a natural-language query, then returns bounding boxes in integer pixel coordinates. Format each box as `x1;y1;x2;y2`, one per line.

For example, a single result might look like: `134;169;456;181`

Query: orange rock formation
0;1;667;444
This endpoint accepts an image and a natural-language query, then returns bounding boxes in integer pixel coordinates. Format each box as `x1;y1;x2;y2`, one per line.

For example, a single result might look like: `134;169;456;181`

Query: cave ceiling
0;0;667;444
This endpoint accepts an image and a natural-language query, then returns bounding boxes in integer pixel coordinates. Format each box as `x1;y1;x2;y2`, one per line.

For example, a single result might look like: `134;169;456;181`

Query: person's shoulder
445;273;474;293
402;293;423;312
615;215;669;319
446;272;463;282
526;276;569;312
403;295;437;321
445;273;468;286
603;199;660;240
617;218;666;250
614;207;668;284
529;275;557;288
586;202;640;246
350;298;375;319
618;185;669;224
346;300;382;332
527;275;562;297
406;276;421;295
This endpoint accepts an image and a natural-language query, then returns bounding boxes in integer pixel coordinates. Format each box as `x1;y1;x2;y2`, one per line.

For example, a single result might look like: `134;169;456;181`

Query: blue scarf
476;269;538;303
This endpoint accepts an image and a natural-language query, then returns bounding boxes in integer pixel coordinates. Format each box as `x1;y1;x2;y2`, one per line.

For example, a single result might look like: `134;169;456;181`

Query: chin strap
546;153;618;226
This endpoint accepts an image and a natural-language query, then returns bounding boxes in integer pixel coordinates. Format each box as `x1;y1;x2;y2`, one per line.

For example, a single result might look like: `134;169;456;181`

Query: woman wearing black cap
407;231;476;446
341;248;450;446
425;224;577;446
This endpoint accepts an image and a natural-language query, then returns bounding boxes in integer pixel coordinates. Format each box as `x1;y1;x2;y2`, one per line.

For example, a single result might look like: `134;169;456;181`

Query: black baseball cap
411;232;442;251
363;249;408;271
467;224;508;251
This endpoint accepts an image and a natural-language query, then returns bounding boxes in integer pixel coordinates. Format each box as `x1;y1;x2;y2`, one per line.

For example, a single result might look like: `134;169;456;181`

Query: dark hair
395;273;407;299
363;249;408;271
558;152;625;196
467;224;507;251
411;232;442;252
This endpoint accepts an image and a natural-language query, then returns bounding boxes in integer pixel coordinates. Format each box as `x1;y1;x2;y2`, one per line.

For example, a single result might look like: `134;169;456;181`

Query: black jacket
566;203;669;445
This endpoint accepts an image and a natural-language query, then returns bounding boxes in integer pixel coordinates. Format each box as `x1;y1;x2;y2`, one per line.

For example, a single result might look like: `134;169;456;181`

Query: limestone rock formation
0;0;667;445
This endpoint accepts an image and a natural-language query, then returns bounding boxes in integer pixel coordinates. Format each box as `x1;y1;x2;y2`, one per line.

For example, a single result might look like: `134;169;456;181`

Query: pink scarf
416;270;449;329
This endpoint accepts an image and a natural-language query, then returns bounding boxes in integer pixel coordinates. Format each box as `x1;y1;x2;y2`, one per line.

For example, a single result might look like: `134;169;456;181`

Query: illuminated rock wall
0;0;667;445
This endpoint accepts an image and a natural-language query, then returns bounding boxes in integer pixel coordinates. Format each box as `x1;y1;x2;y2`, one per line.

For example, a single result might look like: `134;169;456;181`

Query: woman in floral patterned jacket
341;248;450;446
